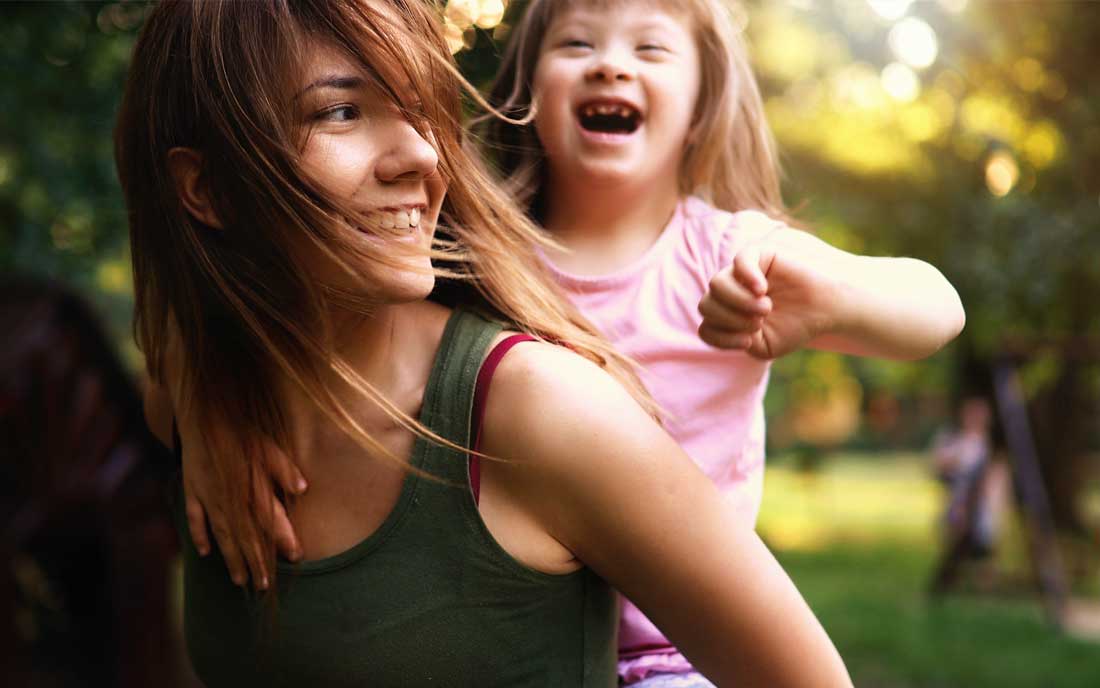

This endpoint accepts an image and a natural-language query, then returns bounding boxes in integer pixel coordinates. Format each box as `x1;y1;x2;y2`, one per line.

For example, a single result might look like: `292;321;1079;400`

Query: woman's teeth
377;207;421;231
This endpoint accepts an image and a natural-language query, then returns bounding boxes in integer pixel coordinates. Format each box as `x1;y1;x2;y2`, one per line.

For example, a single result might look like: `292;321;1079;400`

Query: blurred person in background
930;395;1011;592
0;275;181;687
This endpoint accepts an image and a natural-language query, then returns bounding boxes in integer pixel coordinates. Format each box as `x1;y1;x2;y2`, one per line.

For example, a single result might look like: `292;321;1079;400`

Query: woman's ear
167;147;224;229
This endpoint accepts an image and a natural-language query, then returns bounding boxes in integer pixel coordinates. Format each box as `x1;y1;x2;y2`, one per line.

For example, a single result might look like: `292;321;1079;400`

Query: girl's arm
480;343;853;687
699;224;965;361
142;361;305;590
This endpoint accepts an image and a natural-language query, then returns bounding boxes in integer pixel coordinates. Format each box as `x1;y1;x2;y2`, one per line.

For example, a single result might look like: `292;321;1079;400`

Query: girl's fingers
209;515;248;587
698;323;754;351
272;496;302;563
731;244;770;297
184;492;211;557
699;296;764;333
234;488;268;589
704;303;765;332
706;270;772;315
245;540;269;592
264;440;308;496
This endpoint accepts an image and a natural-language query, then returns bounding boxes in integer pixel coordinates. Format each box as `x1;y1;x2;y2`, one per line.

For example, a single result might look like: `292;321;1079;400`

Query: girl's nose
375;120;439;183
584;49;635;83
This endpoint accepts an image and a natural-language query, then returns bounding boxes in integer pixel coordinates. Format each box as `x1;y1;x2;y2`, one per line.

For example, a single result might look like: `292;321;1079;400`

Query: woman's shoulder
486;340;620;415
479;340;656;469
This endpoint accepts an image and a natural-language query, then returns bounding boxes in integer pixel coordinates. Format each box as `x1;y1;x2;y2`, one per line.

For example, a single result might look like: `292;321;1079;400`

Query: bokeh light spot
1022;121;1064;169
1013;58;1046;93
867;0;913;21
938;0;969;13
881;62;920;102
985;150;1019;197
889;18;938;69
900;103;942;142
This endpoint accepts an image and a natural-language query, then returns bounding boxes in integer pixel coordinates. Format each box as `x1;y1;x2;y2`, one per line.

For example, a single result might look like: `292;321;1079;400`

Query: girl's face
295;38;446;305
532;3;701;194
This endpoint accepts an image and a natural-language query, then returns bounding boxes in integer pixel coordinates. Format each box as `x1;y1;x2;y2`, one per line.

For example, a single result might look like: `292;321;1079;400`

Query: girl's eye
561;39;592;49
316;104;359;123
638;44;667;52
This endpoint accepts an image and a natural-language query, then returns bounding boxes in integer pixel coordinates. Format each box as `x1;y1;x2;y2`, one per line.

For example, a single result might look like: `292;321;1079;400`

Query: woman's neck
277;300;449;457
540;175;681;277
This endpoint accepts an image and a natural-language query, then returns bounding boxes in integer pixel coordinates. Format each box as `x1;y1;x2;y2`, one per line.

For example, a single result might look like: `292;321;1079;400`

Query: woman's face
295;38;446;306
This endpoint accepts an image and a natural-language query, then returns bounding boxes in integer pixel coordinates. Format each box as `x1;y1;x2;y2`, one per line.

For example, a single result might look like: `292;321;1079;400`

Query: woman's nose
584;48;635;83
374;120;439;184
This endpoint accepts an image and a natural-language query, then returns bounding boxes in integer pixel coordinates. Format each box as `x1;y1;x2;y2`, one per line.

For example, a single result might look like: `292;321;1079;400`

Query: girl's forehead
545;0;694;32
549;0;692;21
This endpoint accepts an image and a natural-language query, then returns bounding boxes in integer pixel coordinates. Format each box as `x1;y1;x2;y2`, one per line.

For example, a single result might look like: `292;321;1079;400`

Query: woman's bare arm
481;344;852;687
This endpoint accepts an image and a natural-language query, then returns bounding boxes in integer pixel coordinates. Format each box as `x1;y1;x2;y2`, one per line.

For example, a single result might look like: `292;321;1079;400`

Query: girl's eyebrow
295;74;365;100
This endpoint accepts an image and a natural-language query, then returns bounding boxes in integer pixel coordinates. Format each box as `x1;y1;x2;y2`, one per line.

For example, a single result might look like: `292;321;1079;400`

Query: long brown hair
116;0;653;584
479;0;791;223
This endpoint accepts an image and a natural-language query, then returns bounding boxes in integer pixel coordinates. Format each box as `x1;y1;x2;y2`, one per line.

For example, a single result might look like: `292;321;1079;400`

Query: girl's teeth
410;207;420;226
582;104;636;118
381;216;396;229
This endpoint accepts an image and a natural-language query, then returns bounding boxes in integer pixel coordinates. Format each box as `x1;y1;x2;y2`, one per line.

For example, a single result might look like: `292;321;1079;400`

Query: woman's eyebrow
295;74;365;100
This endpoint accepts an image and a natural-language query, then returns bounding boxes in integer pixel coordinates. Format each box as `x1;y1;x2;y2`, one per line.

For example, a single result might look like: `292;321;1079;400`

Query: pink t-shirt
541;196;782;683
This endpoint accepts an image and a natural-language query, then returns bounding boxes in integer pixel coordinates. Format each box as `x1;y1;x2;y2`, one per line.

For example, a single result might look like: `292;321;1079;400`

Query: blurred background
2;0;1098;685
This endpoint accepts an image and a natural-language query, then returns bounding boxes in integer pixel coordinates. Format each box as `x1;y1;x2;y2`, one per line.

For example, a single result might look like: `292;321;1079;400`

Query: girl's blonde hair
116;0;653;586
479;0;791;223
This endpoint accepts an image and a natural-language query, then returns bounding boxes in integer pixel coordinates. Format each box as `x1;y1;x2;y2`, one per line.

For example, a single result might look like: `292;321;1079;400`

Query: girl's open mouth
576;101;643;135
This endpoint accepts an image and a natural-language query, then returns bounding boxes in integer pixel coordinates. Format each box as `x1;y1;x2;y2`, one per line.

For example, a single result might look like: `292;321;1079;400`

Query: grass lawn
758;453;1100;688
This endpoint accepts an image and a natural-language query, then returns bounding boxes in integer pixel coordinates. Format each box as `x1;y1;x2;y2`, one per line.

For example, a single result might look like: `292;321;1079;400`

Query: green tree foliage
733;0;1100;530
748;1;1100;352
1;1;146;357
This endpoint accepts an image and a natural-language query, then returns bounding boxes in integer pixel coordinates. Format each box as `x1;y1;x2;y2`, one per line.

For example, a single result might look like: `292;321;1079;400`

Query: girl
477;0;965;684
128;0;851;685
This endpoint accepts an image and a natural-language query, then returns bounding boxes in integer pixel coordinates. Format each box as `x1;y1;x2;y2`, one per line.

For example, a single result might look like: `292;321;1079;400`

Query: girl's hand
181;432;307;589
698;227;843;359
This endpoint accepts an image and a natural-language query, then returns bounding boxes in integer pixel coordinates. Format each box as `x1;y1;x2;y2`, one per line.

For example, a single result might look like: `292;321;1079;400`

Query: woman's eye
316;104;359;123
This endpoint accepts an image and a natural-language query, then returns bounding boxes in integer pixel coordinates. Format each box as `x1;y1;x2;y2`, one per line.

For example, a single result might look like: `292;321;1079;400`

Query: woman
121;0;851;685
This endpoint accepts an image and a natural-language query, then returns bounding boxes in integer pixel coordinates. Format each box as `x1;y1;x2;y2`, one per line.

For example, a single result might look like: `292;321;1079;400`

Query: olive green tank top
177;309;618;687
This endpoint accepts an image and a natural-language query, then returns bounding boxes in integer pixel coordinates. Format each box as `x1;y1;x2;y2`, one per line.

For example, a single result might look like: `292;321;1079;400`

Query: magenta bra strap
470;334;537;504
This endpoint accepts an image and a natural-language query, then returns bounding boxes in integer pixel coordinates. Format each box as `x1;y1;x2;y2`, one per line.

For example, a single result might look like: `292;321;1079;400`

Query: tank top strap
415;307;503;486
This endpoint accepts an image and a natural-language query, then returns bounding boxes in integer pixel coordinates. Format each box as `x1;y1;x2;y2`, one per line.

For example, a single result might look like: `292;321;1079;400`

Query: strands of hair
116;0;655;590
476;0;792;224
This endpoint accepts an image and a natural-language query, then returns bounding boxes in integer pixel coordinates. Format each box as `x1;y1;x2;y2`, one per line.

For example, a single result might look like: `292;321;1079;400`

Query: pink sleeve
715;209;788;272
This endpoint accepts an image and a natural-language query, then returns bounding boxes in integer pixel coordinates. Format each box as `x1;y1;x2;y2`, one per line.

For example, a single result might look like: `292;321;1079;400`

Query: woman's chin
380;264;436;305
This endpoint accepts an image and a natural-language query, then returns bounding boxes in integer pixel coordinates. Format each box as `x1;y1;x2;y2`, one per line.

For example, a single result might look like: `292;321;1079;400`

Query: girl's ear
167;147;224;229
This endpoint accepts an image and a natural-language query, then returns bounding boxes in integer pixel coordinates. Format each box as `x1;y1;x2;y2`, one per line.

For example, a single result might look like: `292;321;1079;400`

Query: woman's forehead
299;40;361;83
295;31;413;99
